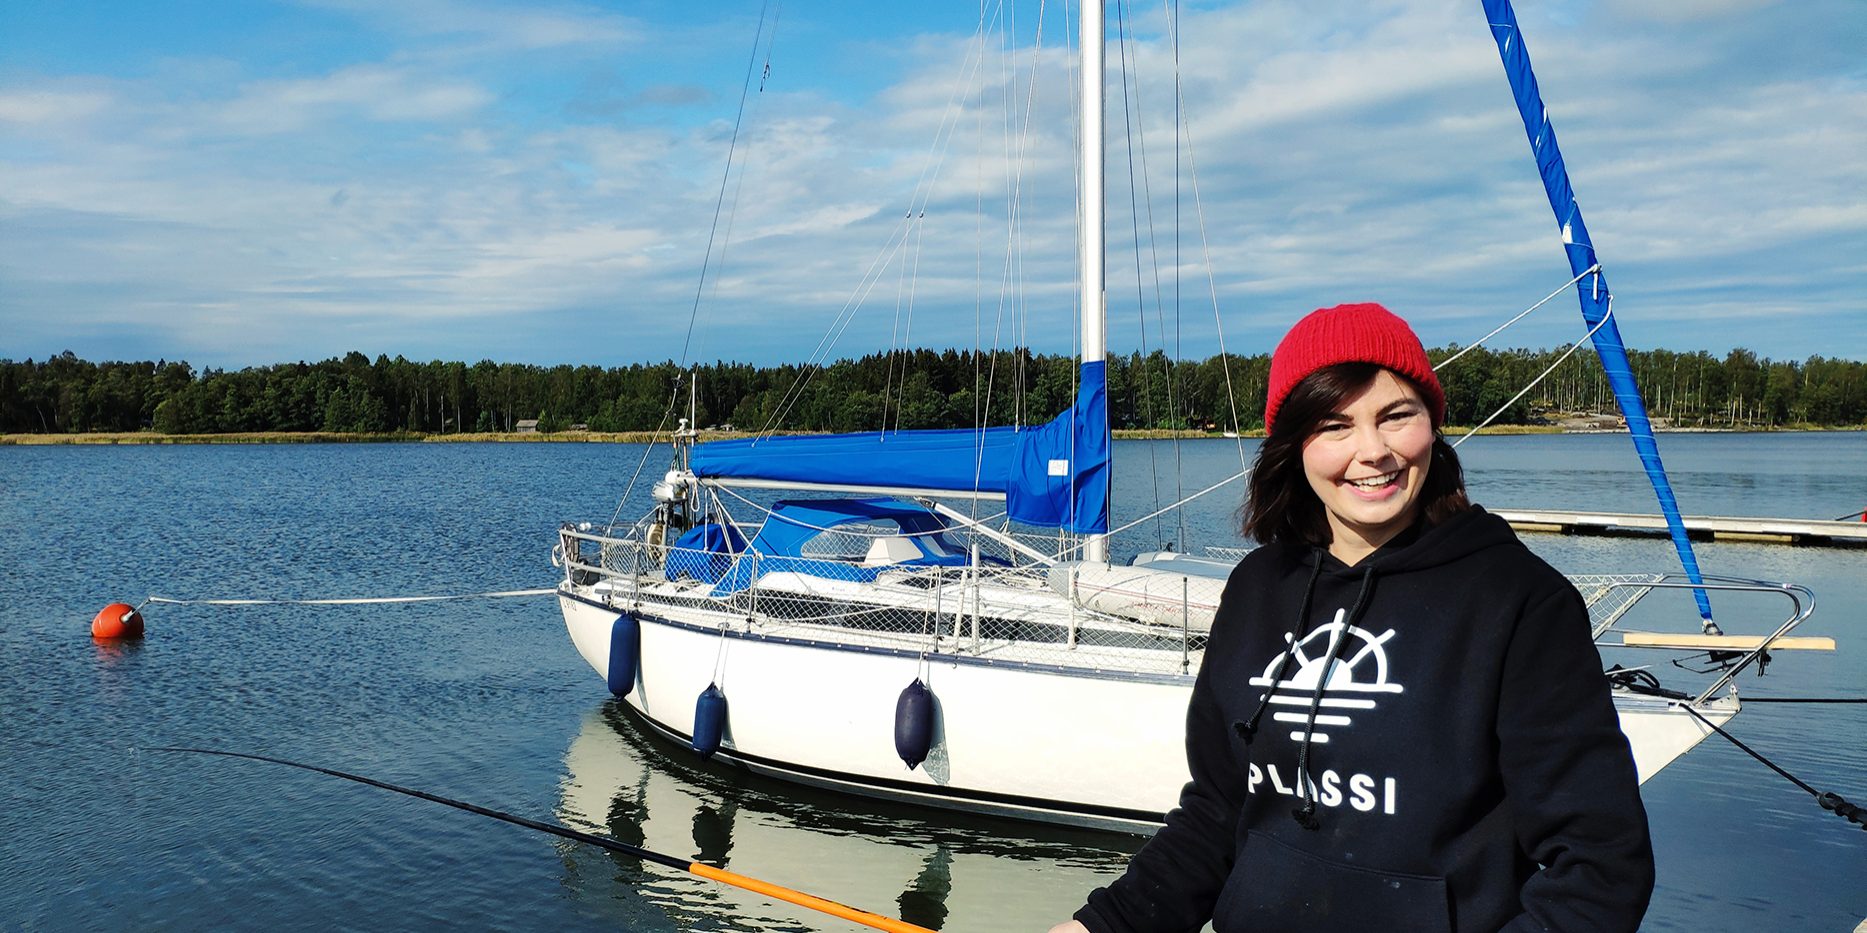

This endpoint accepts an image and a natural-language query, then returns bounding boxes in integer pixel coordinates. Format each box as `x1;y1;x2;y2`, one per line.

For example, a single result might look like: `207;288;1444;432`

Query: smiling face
1300;369;1436;565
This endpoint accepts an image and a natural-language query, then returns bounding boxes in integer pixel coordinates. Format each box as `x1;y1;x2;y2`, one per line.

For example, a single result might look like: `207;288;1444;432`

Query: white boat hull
1615;694;1736;783
562;589;1194;833
562;585;1732;833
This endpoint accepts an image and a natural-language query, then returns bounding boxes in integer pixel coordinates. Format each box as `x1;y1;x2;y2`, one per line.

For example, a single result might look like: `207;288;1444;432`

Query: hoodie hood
1290;505;1518;578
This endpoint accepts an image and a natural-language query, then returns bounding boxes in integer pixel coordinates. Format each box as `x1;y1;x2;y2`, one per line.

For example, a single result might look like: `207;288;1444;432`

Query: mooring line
145;747;936;933
1680;707;1866;832
145;588;555;607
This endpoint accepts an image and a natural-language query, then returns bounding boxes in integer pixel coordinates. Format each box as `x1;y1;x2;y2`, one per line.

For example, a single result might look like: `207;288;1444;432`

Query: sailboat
554;0;1827;834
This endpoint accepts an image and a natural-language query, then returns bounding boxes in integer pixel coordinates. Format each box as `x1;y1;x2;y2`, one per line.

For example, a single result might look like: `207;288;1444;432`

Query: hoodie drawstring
1291;564;1378;829
1234;551;1326;744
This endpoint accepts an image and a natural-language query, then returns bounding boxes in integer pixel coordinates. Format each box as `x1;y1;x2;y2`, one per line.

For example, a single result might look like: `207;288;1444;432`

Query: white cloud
0;0;1861;366
216;66;492;133
1615;0;1783;24
0;89;113;124
296;0;634;50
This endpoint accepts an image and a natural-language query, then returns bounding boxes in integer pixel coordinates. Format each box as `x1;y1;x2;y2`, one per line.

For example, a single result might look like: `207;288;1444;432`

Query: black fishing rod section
147;746;937;933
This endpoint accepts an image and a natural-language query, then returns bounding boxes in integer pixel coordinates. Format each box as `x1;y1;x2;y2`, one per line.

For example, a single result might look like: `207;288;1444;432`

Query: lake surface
2;433;1862;931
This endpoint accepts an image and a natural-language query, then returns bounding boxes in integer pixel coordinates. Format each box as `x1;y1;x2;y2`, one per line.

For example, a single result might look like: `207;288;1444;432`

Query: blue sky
2;0;1862;369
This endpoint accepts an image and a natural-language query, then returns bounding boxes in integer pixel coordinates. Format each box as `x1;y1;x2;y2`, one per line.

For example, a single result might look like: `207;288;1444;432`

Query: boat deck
1494;509;1867;547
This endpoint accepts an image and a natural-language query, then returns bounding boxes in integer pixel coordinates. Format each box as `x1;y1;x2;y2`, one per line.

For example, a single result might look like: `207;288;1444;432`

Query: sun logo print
1248;609;1403;743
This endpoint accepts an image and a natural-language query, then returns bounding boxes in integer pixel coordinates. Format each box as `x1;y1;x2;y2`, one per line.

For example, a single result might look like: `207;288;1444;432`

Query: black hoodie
1075;507;1653;933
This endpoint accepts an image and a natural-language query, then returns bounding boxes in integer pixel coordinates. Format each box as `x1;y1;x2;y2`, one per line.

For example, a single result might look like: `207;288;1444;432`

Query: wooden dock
1493;509;1867;547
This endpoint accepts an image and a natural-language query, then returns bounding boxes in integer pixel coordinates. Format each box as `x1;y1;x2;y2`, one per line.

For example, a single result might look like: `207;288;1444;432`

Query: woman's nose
1353;423;1390;460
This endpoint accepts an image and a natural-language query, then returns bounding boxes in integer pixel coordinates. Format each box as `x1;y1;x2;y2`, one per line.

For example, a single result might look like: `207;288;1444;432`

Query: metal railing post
1067;568;1080;649
969;543;981;646
1182;576;1191;673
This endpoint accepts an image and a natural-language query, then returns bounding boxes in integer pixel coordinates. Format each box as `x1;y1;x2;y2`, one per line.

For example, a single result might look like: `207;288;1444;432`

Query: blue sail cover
692;361;1110;534
1484;0;1714;622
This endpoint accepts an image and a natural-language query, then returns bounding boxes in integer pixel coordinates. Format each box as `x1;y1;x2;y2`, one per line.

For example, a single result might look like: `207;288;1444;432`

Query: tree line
2;345;1863;436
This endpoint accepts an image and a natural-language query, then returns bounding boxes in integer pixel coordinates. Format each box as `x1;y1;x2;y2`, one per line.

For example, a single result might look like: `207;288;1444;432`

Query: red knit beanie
1264;302;1445;432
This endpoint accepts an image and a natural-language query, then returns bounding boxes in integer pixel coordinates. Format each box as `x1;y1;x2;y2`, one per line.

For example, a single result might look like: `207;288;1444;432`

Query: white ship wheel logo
1247;609;1402;743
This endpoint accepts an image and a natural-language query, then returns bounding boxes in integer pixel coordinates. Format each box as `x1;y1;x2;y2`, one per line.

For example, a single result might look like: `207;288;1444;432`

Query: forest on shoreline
4;345;1864;438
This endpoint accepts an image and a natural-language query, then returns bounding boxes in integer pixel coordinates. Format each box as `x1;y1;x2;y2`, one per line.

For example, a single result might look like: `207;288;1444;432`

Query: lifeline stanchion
1680;707;1866;832
146;747;937;933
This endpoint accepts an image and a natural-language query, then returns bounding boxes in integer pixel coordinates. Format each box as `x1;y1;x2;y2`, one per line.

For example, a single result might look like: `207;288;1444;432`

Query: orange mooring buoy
92;602;145;640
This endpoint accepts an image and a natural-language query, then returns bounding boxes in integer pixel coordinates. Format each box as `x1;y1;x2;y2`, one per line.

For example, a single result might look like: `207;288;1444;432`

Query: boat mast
1081;0;1108;564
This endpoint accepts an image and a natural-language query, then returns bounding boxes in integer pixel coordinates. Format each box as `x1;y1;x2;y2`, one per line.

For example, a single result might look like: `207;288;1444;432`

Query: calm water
1;434;1862;931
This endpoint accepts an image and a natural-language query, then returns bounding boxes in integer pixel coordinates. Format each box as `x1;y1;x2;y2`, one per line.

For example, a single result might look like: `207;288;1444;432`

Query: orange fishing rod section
149;747;935;933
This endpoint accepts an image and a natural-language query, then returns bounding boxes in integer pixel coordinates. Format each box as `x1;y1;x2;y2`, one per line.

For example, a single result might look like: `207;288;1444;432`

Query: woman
1053;303;1653;933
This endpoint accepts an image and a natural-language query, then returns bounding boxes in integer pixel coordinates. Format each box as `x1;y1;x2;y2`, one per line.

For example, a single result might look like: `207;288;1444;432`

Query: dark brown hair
1242;362;1470;547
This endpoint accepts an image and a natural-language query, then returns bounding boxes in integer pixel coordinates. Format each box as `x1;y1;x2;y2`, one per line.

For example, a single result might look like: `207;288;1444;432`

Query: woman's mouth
1346;470;1400;490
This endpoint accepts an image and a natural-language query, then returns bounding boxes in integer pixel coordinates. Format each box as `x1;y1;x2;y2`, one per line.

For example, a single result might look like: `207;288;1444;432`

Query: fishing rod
148;746;935;933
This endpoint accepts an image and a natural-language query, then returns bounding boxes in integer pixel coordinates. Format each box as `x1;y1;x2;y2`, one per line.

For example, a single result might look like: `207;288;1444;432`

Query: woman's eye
1317;422;1351;436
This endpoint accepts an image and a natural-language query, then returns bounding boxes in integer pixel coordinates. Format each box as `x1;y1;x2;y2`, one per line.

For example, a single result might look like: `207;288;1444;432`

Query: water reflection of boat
555;700;1134;931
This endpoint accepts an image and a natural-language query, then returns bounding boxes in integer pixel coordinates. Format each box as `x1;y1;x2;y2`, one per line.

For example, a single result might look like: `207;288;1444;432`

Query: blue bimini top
708;497;974;595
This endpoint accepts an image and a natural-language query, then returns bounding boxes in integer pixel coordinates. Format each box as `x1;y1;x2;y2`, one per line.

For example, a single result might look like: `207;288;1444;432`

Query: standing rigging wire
1065;0;1250;484
760;222;917;437
1114;0;1169;546
1009;0;1025;431
899;207;929;435
1017;2;1047;430
604;4;779;533
960;0;1043;523
964;4;992;443
1116;0;1198;549
974;0;1005;510
978;0;1036;438
759;9;997;442
1166;0;1190;552
1136;2;1187;546
693;5;784;371
882;212;911;435
973;0;1054;513
1061;0;1084;554
968;0;988;527
681;0;779;367
1166;43;1247;468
